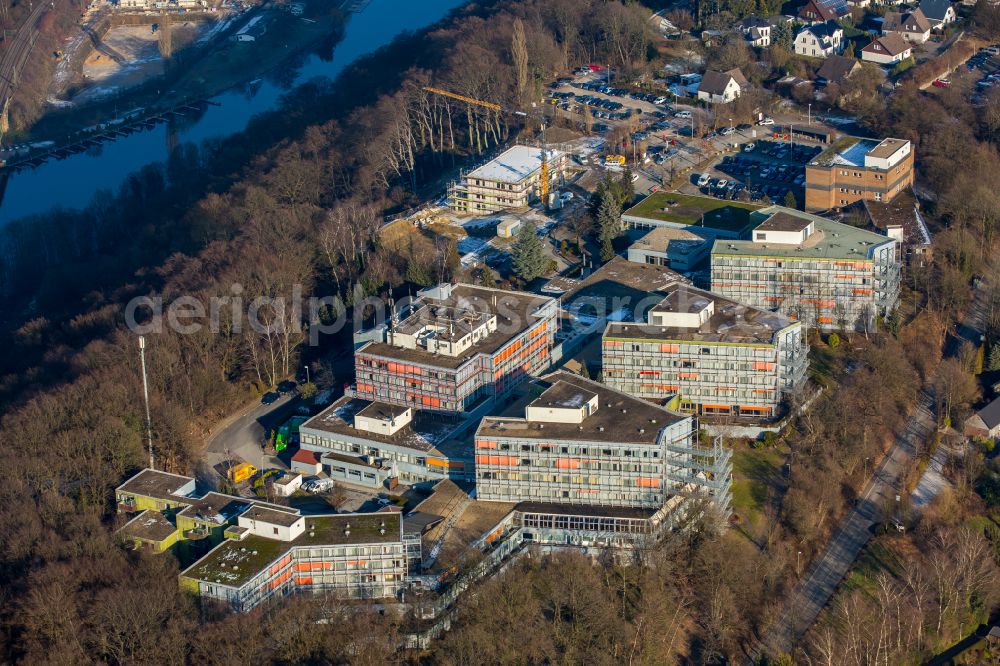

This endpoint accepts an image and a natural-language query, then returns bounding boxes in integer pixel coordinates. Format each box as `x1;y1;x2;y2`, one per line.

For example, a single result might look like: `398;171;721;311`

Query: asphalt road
198;392;301;489
750;280;990;661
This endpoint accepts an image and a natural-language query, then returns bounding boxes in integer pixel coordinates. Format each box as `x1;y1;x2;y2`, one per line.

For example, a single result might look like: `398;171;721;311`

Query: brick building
351;284;559;416
602;283;808;419
804;137;914;211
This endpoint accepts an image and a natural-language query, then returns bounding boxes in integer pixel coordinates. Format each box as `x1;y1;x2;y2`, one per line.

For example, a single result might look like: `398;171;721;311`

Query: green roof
711;206;894;260
180;512;402;587
623;192;762;234
810;136;862;166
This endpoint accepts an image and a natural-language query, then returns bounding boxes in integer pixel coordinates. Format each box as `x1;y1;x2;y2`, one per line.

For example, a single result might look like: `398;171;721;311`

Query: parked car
261;392;280;405
674;110;692;119
715;178;729;190
697;173;711;187
757;117;774;126
932;78;951;88
720;126;736;136
304;478;335;494
743;142;756;152
737;123;752;131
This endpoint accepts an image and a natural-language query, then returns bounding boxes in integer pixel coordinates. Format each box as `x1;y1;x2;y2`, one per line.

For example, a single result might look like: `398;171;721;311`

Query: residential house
861;33;913;65
740;16;772;47
964;396;1000;439
883;8;932;43
794;22;845;58
919;0;957;29
816;54;863;85
798;0;850;22
696;68;749;104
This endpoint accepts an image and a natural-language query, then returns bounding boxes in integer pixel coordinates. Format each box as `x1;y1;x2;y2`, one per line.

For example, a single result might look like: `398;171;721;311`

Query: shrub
827;332;841;348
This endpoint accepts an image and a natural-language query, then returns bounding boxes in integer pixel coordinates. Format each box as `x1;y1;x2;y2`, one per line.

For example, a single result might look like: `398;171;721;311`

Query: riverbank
23;2;347;145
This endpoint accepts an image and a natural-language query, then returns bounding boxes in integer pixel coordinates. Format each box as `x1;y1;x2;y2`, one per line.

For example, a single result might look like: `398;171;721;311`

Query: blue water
0;0;465;223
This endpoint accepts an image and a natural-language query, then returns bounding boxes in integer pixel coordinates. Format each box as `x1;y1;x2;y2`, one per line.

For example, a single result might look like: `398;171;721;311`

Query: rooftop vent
599;426;605;432
344;529;351;537
252;550;258;555
232;565;239;571
650;418;657;424
621;408;628;414
309;531;315;537
639;428;645;434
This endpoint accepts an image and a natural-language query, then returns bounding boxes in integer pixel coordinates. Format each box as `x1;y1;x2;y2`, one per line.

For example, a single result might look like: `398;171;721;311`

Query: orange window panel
426;458;448;468
604;341;624;347
639;370;659;376
660;344;679;353
852;288;872;295
701;404;731;410
295;577;313;586
740;406;771;412
636;477;660;488
477;440;498;449
752;362;775;371
817;316;833;324
555;459;581;469
679;372;698;379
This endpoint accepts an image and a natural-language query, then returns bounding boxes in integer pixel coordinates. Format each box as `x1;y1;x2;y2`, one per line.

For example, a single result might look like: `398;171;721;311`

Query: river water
0;0;464;224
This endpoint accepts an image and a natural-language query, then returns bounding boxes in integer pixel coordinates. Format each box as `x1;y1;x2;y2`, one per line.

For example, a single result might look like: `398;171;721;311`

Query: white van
697;173;711;187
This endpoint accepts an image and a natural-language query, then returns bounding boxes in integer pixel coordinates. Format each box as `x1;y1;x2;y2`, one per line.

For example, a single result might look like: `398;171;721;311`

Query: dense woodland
0;0;999;663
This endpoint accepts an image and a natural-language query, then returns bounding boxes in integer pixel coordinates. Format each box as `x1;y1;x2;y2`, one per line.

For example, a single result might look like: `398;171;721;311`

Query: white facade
697;78;742;103
239;508;306;542
794;25;844;58
862;40;912;64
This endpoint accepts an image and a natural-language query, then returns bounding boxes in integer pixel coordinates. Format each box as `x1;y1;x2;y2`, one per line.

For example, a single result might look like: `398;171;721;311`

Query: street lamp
796;550;802;575
139;336;154;470
808;103;812;125
304;364;311;385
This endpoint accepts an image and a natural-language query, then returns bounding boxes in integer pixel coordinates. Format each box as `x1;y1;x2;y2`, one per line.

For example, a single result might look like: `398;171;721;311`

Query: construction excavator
423;86;553;207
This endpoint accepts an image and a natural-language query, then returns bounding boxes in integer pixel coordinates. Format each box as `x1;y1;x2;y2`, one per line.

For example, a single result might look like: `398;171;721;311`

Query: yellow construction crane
422;86;552;206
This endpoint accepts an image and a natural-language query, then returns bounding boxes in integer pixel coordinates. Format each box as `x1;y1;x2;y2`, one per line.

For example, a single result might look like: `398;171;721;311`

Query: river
0;0;465;224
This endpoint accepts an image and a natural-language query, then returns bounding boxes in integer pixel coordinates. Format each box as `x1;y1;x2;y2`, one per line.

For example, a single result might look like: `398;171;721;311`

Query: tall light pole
808;103;812;125
304;364;311;385
796;550;802;575
139;336;154;470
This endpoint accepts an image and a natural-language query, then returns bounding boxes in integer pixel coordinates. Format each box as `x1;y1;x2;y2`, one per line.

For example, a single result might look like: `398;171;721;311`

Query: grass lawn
623;192;762;234
731;447;784;528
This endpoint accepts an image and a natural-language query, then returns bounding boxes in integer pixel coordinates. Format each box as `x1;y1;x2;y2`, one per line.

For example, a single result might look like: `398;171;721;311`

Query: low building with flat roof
711;206;900;329
117;510;181;554
300;396;473;487
622;192;764;239
805;136;914;210
474;371;730;514
602;283;808;419
448;145;567;215
627;226;712;271
114;469;421;612
350;283;558;417
115;469;197;513
179;511;418;611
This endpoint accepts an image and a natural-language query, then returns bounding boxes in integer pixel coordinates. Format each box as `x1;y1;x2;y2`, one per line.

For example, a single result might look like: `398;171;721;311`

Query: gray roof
977;396;1000;430
817;55;861;83
919;0;953;20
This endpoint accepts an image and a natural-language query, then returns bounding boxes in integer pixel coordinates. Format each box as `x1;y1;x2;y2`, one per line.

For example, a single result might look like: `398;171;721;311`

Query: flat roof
712;206;893;260
356;401;410;421
118;510;178;543
810;136;908;167
631;226;711;254
755;211;811;233
177;492;254;526
116;469;195;503
478;371;686;444
240;505;302;528
867;137;908;160
359;284;554;370
530;381;597;410
302;396;462;454
465;145;562;183
550;256;685;306
623;192;762;233
606;283;796;344
181;512;402;587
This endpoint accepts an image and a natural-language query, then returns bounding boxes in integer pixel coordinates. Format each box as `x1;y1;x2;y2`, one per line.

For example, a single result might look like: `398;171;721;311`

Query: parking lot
679;138;824;204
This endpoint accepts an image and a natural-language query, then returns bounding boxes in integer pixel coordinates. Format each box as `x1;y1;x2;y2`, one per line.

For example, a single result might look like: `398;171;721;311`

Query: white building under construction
448;145;566;215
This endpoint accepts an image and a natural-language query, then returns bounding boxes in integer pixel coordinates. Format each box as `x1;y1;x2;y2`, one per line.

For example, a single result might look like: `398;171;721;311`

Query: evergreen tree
988;343;1000;371
598;196;622;262
784;190;798;209
511;220;547;282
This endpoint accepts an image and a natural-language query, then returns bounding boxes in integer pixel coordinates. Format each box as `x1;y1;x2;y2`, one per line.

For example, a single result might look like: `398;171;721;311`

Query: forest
0;0;999;662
